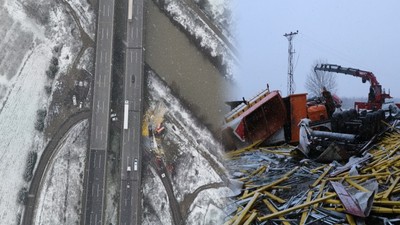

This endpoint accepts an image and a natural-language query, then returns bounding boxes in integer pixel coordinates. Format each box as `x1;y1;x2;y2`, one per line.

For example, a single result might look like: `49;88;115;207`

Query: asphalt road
21;110;90;225
83;0;115;224
119;0;144;224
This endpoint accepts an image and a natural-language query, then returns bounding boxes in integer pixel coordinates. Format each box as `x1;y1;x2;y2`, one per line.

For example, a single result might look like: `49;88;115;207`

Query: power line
284;30;298;95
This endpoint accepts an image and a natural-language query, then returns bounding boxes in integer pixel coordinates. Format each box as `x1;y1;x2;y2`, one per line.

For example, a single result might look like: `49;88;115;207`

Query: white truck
128;0;133;22
124;100;129;129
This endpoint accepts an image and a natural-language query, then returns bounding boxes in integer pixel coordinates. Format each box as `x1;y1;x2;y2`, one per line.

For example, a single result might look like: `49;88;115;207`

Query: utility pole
284;30;298;95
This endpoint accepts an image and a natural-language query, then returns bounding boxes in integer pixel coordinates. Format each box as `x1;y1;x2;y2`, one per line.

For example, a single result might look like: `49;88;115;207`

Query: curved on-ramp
22;110;91;225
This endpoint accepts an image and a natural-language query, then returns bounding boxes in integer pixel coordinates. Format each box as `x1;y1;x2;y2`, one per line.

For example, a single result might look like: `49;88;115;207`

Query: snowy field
155;0;236;78
145;72;232;224
34;120;88;225
186;187;232;224
0;0;93;223
142;167;173;225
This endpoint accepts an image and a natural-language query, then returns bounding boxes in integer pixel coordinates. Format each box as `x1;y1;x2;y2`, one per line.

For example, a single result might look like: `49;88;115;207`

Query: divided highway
83;0;115;224
119;0;145;224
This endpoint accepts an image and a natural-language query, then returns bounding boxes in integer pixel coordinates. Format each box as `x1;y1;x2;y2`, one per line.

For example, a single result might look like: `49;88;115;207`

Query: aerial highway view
0;0;235;224
3;0;399;224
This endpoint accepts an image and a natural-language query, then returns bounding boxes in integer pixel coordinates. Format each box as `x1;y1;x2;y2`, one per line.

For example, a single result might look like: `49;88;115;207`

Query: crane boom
314;64;379;86
314;63;392;108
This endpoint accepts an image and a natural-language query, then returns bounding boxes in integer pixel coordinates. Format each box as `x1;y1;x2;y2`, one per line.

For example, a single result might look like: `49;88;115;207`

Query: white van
134;159;138;171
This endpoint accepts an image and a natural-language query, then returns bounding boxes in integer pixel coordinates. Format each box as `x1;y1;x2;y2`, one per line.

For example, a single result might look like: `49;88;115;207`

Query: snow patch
66;0;96;40
34;119;88;225
142;166;173;225
186;187;233;225
147;72;228;202
77;47;94;74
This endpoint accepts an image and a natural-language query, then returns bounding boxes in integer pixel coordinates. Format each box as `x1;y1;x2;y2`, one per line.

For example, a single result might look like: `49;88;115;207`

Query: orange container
307;104;328;122
289;93;307;143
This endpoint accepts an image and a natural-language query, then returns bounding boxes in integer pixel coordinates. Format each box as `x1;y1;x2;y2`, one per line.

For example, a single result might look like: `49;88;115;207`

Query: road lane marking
95;126;99;139
95;213;98;225
102;101;105;113
103;5;105;16
93;153;97;167
106;27;109;39
99;154;102;168
135;29;138;39
108;5;110;17
100;126;104;141
100;51;103;63
90;214;93;225
130;51;133;63
103;72;107;88
101;28;104;40
92;185;94;196
105;51;108;63
97;184;100;197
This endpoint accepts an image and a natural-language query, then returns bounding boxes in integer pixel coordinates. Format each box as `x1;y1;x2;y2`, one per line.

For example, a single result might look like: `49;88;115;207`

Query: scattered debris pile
224;128;400;225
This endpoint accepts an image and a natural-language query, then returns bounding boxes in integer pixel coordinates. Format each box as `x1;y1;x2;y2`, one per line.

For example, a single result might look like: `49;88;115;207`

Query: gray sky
231;0;400;100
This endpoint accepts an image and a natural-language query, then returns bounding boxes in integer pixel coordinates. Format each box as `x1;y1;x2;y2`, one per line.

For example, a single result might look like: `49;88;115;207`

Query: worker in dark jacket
322;87;335;118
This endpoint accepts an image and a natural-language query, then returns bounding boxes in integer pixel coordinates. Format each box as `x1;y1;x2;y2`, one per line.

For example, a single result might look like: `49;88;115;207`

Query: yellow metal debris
226;129;400;224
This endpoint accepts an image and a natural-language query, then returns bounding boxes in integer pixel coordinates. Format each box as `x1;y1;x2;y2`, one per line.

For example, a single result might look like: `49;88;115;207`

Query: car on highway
127;166;132;172
131;74;135;83
134;159;138;171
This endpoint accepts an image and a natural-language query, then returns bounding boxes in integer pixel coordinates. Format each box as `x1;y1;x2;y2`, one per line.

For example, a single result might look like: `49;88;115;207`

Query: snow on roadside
34;119;88;225
0;0;85;223
142;166;173;225
66;0;96;40
186;187;233;225
147;72;228;203
77;47;94;74
158;0;235;78
195;0;233;41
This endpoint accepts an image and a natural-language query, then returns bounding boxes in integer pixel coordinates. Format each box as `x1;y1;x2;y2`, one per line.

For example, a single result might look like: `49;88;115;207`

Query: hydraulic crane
314;64;392;110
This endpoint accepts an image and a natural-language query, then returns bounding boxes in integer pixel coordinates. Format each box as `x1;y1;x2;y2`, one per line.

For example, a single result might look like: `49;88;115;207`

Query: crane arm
314;64;379;86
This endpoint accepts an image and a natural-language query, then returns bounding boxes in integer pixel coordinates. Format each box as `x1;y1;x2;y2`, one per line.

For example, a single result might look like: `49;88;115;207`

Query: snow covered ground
66;0;96;40
155;0;236;78
186;187;232;224
147;72;227;202
34;120;88;225
194;0;233;40
77;47;94;74
144;72;232;223
0;0;93;223
142;167;173;225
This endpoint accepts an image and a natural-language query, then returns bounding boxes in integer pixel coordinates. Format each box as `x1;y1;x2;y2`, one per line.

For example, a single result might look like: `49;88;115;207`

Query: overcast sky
230;0;400;101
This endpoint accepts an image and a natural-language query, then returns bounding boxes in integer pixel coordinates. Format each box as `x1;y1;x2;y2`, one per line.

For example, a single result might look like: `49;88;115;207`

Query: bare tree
305;60;337;97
